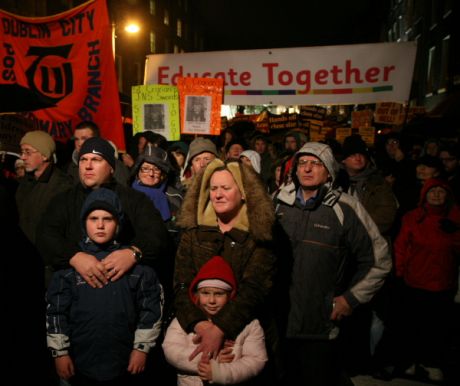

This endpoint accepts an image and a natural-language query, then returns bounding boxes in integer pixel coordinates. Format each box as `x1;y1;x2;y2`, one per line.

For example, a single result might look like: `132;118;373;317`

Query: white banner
144;42;417;106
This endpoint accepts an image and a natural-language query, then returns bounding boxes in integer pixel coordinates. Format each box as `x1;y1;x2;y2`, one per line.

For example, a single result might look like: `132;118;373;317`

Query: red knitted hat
189;256;237;303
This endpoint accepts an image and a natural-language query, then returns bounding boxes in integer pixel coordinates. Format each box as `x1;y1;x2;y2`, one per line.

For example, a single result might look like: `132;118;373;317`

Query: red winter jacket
395;178;460;292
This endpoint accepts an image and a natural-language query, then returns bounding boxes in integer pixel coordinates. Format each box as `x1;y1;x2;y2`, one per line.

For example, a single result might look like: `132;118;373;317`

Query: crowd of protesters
1;119;460;386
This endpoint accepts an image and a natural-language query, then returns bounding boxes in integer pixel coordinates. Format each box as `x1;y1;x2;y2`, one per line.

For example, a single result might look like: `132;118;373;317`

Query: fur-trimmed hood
177;159;275;241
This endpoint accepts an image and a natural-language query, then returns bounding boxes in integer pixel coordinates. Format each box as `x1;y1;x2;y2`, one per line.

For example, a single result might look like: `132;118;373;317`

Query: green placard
132;85;180;141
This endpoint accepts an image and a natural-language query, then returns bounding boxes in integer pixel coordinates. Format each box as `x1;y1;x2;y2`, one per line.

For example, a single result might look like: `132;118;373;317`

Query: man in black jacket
37;137;172;288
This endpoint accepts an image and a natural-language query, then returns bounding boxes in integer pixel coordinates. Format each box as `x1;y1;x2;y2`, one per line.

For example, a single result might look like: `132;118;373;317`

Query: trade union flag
0;0;125;150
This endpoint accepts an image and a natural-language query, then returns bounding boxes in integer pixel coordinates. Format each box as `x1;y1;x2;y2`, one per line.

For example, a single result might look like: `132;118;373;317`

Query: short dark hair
439;142;460;159
225;140;247;154
75;121;100;137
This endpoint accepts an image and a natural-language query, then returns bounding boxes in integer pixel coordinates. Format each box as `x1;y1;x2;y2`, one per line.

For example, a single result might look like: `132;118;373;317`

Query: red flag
0;0;125;150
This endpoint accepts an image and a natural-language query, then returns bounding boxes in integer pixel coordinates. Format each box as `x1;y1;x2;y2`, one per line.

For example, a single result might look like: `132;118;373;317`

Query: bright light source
125;23;140;33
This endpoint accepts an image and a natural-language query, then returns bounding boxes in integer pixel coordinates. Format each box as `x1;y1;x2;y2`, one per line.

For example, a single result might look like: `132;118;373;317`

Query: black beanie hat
416;155;443;171
79;137;116;170
342;134;369;159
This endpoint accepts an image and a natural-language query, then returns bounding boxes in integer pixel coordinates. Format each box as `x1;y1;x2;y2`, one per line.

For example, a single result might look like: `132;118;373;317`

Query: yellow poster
358;127;376;146
335;128;352;144
132;85;180;141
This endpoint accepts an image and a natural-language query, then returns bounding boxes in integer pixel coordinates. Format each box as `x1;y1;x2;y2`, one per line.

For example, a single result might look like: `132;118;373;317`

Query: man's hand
70;252;108;288
101;248;137;282
197;361;213;381
127;350;147;374
330;295;353;321
54;355;74;380
189;321;224;362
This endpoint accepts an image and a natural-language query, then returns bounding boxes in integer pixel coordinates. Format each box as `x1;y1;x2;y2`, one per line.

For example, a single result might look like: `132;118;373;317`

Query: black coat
36;180;173;280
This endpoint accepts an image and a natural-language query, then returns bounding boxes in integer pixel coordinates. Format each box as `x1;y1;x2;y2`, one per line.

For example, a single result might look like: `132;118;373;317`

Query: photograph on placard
144;103;166;131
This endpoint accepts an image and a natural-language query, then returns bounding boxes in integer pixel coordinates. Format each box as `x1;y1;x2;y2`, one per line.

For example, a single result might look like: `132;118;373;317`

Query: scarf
348;164;376;200
132;179;171;221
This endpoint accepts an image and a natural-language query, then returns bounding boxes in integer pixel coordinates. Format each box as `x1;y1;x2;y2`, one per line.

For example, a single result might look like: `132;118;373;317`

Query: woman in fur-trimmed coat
173;158;277;362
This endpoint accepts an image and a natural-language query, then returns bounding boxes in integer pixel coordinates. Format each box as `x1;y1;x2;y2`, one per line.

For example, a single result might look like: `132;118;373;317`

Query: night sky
198;0;390;51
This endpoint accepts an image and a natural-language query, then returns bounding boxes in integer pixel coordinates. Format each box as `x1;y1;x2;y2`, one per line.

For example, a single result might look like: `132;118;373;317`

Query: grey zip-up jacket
275;143;391;340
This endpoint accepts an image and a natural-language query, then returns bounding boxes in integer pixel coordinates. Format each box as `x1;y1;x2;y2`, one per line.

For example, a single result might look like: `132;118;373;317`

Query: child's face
197;287;230;317
86;209;117;244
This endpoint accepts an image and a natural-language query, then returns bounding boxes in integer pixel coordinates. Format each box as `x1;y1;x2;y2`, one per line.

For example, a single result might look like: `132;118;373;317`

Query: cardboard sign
177;77;223;135
351;109;373;129
131;84;180;141
335;127;353;144
358;127;376;146
374;102;405;125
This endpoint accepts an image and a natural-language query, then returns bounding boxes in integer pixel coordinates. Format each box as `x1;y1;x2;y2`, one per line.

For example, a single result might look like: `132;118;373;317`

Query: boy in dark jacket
46;188;163;385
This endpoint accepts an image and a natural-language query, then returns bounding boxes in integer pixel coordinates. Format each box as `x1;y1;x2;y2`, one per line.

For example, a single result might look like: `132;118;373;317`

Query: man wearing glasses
275;142;391;385
15;130;73;286
16;130;72;245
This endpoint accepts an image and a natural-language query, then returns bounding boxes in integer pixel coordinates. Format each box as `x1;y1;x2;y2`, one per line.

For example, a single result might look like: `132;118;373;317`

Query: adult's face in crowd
227;144;244;159
254;139;267;154
240;156;253;170
416;163;439;182
425;142;439;157
138;162;164;187
385;138;400;159
171;150;185;168
79;154;113;189
296;155;329;190
191;151;215;175
285;136;298;152
209;170;243;221
439;150;458;174
74;128;94;152
426;186;447;206
342;153;368;176
20;143;47;173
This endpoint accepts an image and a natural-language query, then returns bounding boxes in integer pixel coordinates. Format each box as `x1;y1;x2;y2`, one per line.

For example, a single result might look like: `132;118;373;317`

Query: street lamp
112;21;141;92
125;23;140;33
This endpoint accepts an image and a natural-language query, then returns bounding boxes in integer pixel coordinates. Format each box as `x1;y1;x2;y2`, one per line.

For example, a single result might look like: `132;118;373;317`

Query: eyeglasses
298;159;324;168
386;140;399;145
440;157;456;162
20;149;39;157
140;165;162;174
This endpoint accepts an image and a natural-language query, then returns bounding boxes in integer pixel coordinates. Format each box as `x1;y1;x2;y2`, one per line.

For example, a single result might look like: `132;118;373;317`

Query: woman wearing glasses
131;145;183;244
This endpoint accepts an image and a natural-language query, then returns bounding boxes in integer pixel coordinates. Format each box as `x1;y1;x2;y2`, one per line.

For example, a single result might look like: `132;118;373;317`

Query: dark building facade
384;0;459;111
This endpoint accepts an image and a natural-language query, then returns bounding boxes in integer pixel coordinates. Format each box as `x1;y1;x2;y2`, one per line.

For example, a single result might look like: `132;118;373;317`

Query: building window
149;0;156;15
174;45;179;53
439;36;450;91
183;22;188;40
165;38;170;53
398;15;404;41
164;9;169;25
426;46;437;95
177;19;182;38
194;31;199;49
150;31;156;53
443;0;453;17
393;22;398;40
430;0;439;28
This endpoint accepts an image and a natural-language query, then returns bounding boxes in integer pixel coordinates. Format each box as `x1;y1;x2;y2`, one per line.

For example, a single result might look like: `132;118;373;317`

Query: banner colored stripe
226;85;393;96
